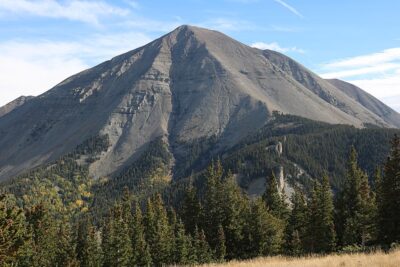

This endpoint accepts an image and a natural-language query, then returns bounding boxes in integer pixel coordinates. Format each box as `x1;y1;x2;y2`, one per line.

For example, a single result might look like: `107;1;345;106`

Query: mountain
0;25;399;181
326;78;400;127
0;96;34;118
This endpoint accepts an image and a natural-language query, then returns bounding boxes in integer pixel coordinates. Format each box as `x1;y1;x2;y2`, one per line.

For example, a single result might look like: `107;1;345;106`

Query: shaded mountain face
0;96;34;118
0;25;398;181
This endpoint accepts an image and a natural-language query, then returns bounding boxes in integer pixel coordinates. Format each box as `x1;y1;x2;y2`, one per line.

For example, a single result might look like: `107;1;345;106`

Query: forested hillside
1;115;400;266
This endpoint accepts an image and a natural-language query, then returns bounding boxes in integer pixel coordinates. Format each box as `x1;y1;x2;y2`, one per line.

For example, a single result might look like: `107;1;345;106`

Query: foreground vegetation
203;248;400;267
0;123;399;266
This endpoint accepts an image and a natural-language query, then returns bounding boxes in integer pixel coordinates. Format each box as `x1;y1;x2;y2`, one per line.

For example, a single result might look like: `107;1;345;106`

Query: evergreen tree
174;219;190;265
76;218;102;267
26;203;59;267
215;224;226;262
144;194;173;265
202;160;224;248
262;172;289;220
102;205;133;267
338;147;377;246
131;203;151;266
0;194;31;266
378;134;400;245
194;227;212;264
55;222;78;267
306;176;336;253
245;199;284;258
181;185;202;235
285;189;308;255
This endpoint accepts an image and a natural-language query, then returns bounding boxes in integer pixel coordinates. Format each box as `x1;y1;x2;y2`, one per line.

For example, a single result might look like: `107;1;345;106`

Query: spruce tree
76;218;102;267
26;203;59;267
285;189;308;255
215;224;226;262
181;185;202;235
262;172;289;220
246;198;284;257
339;147;377;246
194;227;212;264
378;134;400;245
131;203;151;266
102;205;133;267
174;219;190;265
306;176;336;253
0;194;31;266
144;194;173;265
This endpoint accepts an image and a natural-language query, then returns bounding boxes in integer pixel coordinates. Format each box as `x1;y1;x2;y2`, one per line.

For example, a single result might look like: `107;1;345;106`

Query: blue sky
1;0;399;111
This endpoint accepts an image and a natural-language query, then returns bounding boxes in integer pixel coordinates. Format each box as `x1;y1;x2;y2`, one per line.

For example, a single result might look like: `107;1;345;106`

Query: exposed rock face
0;25;399;181
0;96;34;118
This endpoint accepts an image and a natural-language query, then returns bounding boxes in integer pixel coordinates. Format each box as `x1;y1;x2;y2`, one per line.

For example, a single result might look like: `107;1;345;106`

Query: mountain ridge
0;25;398;181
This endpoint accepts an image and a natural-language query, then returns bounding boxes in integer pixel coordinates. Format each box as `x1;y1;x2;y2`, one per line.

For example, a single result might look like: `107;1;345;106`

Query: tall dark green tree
285;189;308;255
144;194;173;266
245;199;284;258
131;203;152;266
181;185;202;236
194;227;212;264
173;218;191;265
262;172;289;220
0;194;32;266
26;203;59;267
337;147;377;246
306;176;336;253
76;218;102;267
215;224;226;262
378;134;400;245
102;205;133;267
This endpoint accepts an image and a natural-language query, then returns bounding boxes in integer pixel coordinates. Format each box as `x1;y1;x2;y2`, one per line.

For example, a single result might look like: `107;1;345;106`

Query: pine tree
131;203;151;266
338;147;377;246
144;194;173;265
26;203;59;267
55;222;78;267
76;218;102;267
194;227;212;264
215;224;226;262
285;189;308;255
262;172;289;220
378;134;400;245
102;205;133;267
0;194;31;266
181;185;202;235
174;219;190;265
306;176;336;253
246;198;284;257
203;160;224;246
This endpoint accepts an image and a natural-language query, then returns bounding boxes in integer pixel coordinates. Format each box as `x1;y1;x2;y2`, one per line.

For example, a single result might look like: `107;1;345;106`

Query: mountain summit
0;25;399;181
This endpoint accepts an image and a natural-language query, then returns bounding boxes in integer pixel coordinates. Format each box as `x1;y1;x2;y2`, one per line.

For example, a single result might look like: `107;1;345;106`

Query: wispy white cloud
197;18;258;32
324;48;400;69
273;0;304;18
320;47;400;103
320;63;400;79
0;32;152;106
251;42;305;54
0;0;129;26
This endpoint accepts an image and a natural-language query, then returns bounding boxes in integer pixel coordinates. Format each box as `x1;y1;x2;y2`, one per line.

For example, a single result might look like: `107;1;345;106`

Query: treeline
1;135;400;266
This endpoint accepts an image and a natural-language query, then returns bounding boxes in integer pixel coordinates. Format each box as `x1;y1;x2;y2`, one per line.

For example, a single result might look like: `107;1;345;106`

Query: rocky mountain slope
0;25;399;181
326;78;400;127
0;96;34;118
